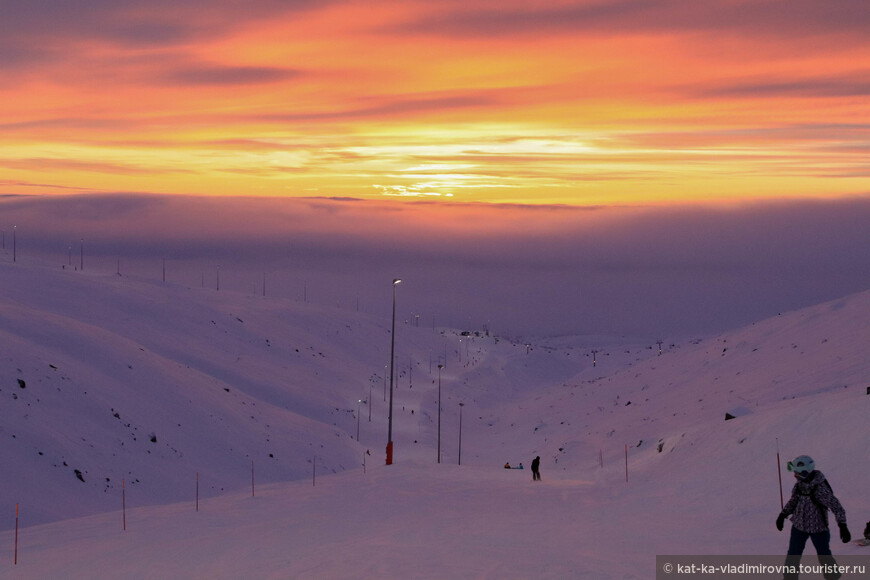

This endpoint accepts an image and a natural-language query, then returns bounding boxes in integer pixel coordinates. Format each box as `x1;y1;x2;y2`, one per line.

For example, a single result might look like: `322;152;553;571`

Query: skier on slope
531;456;541;481
775;455;850;580
859;520;870;545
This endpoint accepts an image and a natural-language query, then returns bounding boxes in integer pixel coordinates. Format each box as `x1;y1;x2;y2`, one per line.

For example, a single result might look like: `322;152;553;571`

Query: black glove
839;522;851;543
776;513;786;531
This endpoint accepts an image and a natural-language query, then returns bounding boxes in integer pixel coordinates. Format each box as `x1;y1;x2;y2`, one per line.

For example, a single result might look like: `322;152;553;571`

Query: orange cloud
1;0;869;205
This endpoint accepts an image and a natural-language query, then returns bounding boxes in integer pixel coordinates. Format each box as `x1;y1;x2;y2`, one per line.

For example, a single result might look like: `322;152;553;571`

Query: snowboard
854;537;870;547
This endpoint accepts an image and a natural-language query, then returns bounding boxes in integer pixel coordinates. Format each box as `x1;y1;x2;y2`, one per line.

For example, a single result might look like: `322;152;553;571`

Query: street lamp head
393;278;402;285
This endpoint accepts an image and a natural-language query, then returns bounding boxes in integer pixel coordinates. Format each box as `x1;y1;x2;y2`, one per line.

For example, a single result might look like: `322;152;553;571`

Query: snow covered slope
496;290;870;478
0;258;499;526
1;254;869;578
1;256;623;528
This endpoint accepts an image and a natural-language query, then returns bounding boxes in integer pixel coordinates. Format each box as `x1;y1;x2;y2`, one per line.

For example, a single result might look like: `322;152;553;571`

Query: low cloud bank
3;194;870;338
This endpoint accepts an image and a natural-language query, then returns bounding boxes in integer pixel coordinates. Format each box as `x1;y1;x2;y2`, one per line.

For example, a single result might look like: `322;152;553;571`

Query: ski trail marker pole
122;479;127;531
625;444;629;483
776;438;784;510
14;503;19;565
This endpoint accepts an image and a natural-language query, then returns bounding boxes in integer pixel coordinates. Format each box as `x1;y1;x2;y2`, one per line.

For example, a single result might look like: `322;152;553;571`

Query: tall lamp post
458;402;465;466
386;278;402;465
437;364;444;463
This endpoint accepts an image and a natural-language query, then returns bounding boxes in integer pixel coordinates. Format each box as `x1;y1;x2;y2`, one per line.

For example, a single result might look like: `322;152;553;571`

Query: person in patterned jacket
776;455;850;580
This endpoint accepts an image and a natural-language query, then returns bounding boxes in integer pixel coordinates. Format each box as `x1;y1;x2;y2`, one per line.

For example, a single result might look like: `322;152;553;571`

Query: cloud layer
4;194;870;338
2;0;869;204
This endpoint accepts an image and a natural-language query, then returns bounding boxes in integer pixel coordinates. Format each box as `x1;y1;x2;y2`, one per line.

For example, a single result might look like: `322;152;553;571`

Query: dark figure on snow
531;456;541;481
776;455;850;580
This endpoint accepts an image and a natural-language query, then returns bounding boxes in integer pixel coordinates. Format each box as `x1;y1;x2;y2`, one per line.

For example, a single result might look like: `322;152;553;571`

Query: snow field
1;255;869;578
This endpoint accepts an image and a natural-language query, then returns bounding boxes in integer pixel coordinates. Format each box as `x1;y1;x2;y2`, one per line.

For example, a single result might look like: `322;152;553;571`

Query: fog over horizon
3;193;870;340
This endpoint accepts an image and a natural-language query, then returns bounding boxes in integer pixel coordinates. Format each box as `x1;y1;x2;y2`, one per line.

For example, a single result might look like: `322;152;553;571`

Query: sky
2;0;869;205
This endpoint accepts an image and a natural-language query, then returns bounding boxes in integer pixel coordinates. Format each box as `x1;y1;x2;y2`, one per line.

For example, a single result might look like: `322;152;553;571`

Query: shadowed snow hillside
2;257;632;528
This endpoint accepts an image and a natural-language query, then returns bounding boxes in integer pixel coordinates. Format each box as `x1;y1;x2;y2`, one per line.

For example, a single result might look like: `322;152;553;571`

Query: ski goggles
786;461;811;477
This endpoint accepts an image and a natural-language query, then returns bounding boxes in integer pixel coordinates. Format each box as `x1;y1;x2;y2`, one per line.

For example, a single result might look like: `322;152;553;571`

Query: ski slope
1;254;868;578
